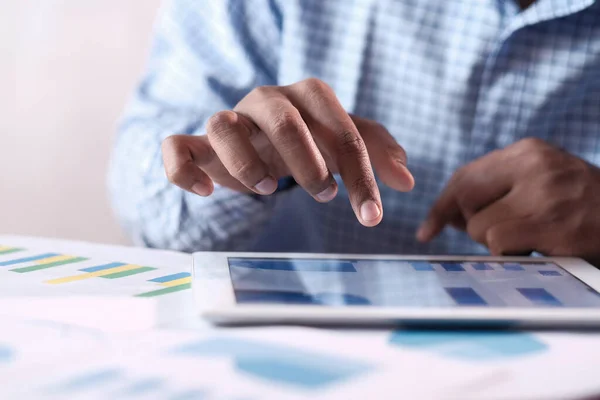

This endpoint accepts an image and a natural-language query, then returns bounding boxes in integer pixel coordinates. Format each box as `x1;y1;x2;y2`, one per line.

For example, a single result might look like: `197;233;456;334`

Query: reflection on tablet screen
227;258;600;308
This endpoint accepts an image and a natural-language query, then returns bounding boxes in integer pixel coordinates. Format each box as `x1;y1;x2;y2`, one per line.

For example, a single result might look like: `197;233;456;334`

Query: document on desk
1;235;600;399
0;325;496;399
0;235;192;298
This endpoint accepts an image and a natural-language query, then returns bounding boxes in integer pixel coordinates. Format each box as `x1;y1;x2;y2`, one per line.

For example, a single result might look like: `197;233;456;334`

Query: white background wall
2;0;162;244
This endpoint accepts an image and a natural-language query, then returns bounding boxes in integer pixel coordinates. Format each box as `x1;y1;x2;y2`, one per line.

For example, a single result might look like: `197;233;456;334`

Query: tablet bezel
192;252;600;327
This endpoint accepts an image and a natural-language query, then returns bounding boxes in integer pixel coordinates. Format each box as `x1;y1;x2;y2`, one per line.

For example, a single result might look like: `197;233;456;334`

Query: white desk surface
1;235;599;400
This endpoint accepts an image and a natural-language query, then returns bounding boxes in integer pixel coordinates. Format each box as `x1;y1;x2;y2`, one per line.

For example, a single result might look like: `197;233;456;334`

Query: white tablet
192;252;600;328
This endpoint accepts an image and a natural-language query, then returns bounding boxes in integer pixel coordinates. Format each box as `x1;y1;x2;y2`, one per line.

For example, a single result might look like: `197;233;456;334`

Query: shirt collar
502;0;596;40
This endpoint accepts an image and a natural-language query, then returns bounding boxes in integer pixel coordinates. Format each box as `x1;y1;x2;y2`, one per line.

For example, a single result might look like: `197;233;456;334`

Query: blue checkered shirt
109;0;600;254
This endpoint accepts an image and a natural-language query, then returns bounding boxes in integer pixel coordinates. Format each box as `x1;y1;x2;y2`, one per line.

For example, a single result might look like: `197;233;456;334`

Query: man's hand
418;138;600;265
161;78;414;227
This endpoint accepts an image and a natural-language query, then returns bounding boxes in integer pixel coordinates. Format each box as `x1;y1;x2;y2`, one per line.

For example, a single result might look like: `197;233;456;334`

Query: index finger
417;150;515;242
286;79;382;226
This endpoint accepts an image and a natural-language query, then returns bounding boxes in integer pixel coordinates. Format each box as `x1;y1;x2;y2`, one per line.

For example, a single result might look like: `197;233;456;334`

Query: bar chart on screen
0;245;191;298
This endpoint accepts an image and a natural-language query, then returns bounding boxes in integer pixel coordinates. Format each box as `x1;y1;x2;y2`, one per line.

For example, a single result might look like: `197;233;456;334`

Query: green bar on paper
135;283;191;297
102;266;156;279
11;257;88;273
0;248;23;256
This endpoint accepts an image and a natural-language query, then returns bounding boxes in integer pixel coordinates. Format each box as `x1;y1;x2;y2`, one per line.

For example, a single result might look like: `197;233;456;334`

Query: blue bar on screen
472;263;493;271
517;288;562;306
441;263;465;272
229;259;357;272
539;270;561;277
445;287;487;306
503;263;525;271
410;262;434;271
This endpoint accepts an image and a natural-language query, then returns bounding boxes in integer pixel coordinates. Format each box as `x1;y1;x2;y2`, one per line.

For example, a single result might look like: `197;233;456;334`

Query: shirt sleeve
108;0;283;252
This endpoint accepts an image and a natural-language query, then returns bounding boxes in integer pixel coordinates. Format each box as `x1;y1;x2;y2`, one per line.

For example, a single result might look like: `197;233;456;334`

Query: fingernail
254;176;278;194
360;200;381;222
315;184;337;202
191;183;210;196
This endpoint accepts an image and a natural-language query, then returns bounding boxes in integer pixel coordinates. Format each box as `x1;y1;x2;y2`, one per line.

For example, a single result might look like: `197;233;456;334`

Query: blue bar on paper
539;270;561;277
503;263;525;271
445;287;487;306
0;253;59;267
150;272;191;283
441;263;465;272
472;263;493;271
229;259;357;272
411;262;435;271
518;288;562;306
172;338;370;389
80;262;127;273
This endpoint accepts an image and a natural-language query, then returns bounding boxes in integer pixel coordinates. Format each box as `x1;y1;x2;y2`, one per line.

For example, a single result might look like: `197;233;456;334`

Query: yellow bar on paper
45;264;141;284
35;255;75;265
160;276;192;288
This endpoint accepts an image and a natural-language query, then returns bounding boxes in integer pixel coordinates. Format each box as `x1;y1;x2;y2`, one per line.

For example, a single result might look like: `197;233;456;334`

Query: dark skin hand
162;78;414;227
418;138;600;267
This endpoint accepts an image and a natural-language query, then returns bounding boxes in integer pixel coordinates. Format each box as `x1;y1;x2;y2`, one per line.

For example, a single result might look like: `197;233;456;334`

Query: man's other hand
161;78;414;227
418;138;600;266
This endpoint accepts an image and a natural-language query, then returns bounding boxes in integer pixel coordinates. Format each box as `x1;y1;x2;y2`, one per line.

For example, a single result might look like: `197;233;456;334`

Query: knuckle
251;85;277;100
336;131;365;157
296;168;329;191
161;135;181;152
538;170;567;192
206;110;239;136
526;149;554;171
300;78;332;94
270;109;301;134
230;160;262;183
349;175;376;196
385;143;408;164
517;137;547;152
165;162;189;185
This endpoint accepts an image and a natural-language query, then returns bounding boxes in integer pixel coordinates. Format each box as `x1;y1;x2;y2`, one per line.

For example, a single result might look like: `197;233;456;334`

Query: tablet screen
227;258;600;308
